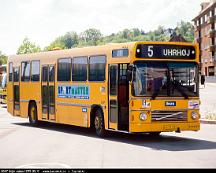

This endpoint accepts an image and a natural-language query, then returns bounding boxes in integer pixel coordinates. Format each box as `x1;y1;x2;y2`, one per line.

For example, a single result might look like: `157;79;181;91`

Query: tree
176;21;194;42
0;51;7;65
63;32;79;48
17;37;41;54
45;31;79;51
43;20;194;50
44;37;66;51
79;28;102;46
132;28;141;37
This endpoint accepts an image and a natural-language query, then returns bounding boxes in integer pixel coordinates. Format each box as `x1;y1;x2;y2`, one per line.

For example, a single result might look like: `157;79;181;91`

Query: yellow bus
7;41;200;137
0;64;7;104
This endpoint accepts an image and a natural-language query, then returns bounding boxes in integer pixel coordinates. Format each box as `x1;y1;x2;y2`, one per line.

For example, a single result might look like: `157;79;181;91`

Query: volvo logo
165;101;176;106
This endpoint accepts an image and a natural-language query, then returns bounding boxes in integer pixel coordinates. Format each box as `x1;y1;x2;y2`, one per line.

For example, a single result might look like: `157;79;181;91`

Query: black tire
94;109;106;137
29;102;39;126
149;132;161;137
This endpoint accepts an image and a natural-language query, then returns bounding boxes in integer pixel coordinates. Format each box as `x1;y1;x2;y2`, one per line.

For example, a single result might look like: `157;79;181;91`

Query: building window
21;61;30;82
210;10;212;17
89;55;106;81
9;62;13;82
72;57;88;81
31;60;40;81
13;67;19;82
209;66;214;76
57;58;71;81
205;14;207;22
201;17;203;25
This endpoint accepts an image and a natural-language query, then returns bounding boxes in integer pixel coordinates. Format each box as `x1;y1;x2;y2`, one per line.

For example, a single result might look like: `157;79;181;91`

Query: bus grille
151;110;187;122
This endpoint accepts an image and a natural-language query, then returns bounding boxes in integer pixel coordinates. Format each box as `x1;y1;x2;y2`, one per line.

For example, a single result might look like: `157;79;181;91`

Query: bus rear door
41;65;55;121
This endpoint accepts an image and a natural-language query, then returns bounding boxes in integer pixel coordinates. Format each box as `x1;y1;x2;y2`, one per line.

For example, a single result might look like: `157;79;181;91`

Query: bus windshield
132;61;199;98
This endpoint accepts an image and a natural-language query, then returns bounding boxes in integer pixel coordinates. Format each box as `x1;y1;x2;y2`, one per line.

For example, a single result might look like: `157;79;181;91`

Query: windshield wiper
152;81;189;99
173;80;189;99
151;89;162;100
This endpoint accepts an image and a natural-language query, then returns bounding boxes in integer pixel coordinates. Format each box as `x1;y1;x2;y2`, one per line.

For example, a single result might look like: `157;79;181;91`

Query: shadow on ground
13;121;216;152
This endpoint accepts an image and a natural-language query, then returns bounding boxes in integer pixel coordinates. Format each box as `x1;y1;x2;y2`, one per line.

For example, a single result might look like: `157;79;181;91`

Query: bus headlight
140;113;147;121
191;112;198;120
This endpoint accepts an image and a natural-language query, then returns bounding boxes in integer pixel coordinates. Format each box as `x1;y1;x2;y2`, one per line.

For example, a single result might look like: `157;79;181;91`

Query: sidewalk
200;119;216;124
205;82;216;87
199;80;216;124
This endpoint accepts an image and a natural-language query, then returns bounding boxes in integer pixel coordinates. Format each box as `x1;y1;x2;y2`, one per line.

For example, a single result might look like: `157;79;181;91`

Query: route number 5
148;46;154;57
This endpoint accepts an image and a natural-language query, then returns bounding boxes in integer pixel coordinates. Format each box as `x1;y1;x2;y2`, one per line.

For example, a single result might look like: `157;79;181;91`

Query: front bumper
129;121;200;133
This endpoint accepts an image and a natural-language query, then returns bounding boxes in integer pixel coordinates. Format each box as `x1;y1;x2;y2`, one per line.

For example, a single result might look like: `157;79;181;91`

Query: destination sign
136;44;196;59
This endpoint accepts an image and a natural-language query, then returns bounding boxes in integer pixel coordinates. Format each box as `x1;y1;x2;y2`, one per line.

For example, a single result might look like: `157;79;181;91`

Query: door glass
49;86;55;115
110;66;118;95
109;65;118;125
14;85;20;110
42;86;48;114
42;66;48;82
13;67;20;82
110;100;118;123
49;66;55;82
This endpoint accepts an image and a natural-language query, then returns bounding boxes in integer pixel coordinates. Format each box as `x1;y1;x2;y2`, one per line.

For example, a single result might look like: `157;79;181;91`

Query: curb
200;119;216;124
206;83;216;86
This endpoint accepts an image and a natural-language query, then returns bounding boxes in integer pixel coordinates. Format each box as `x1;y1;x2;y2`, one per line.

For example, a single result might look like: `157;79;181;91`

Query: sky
0;0;208;55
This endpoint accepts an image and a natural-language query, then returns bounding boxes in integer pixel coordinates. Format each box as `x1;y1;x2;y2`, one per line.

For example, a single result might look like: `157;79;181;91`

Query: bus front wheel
149;132;161;137
94;109;106;137
29;102;39;126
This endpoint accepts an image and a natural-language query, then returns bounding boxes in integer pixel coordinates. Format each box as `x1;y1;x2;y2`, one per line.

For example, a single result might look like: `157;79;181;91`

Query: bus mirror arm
127;70;132;81
127;64;134;82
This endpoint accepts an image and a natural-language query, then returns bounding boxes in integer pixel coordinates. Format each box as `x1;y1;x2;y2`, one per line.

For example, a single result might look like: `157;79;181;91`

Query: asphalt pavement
0;105;216;168
0;80;216;168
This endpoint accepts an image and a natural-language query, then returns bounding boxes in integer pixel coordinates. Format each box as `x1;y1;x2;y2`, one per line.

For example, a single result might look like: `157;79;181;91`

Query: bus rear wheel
29;102;39;126
94;109;106;137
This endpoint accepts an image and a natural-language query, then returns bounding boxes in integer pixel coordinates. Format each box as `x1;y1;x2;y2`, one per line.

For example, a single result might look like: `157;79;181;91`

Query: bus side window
21;61;30;82
9;62;13;82
31;60;40;82
57;58;71;81
72;57;87;81
89;56;106;81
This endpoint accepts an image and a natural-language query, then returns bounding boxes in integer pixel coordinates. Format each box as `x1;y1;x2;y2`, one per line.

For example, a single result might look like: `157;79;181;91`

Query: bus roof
8;41;198;65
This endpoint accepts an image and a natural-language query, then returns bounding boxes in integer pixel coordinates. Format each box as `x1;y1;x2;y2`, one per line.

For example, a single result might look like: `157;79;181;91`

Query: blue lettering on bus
58;85;90;99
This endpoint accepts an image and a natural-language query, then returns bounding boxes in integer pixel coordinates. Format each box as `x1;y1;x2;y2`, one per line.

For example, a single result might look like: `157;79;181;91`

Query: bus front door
41;65;55;121
109;65;118;130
